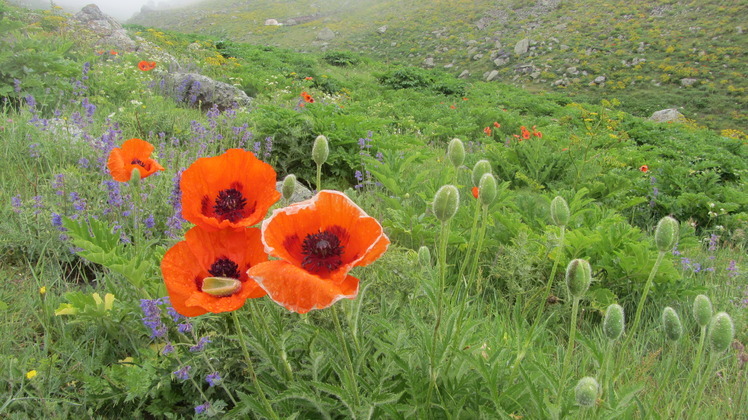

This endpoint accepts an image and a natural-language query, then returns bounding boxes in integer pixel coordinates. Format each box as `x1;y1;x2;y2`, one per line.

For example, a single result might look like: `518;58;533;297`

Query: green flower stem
426;219;451;412
559;296;581;399
331;304;360;407
468;205;489;293
456;197;482;286
687;353;719;419
316;163;322;192
652;339;679;410
231;311;279;420
249;300;294;382
625;250;665;345
506;225;566;386
130;181;142;245
673;325;707;417
601;340;614;405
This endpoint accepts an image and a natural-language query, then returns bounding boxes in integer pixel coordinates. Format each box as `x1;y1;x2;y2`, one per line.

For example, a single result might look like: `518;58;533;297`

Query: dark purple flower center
213;188;247;222
301;230;344;273
131;158;146;167
208;257;241;279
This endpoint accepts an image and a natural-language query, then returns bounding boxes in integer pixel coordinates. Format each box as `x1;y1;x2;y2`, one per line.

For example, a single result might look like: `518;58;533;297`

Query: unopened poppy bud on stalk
709;312;734;353
418;246;431;269
447;138;465;168
603;303;625;341
655;216;679;252
312;135;329;166
550;195;570;226
281;174;297;202
575;377;599;407
693;294;713;328
129;167;141;186
662;307;683;341
565;258;591;299
478;173;497;206
471;160;492;187
433;185;459;222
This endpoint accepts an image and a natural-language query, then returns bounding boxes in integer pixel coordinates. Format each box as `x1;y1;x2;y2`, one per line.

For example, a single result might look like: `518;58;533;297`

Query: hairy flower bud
432;185;459;222
447;138;465;168
471;160;492;187
662;307;683;341
575;377;599;407
478;173;498;207
603;303;625;341
709;312;734;353
281;174;297;202
692;294;713;328
654;216;679;252
418;246;431;269
312;135;329;166
565;259;592;299
550;195;570;226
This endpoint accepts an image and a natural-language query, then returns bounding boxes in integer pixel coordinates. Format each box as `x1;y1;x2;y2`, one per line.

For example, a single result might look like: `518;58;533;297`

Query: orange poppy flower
472;186;479;199
180;149;280;231
107;138;165;182
301;91;315;103
640;165;649;172
493;122;501;128
110;50;118;55
138;60;156;71
484;127;492;136
162;226;268;316
248;190;390;314
450;104;456;109
304;76;314;80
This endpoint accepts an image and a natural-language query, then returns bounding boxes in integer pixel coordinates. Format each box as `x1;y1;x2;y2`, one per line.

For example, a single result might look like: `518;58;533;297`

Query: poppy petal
161;241;209;317
249;260;359;314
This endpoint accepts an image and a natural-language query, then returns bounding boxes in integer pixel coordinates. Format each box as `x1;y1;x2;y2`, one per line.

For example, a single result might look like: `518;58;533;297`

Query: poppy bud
709;312;734;353
418;246;431;269
692;294;713;328
603;303;625;341
282;174;297;202
654;216;679;252
201;277;242;297
478;173;497;206
662;307;683;341
433;185;459;222
471;160;492;187
550;195;570;227
447;138;465;168
129;167;141;186
575;377;599;407
312;135;329;166
565;258;591;299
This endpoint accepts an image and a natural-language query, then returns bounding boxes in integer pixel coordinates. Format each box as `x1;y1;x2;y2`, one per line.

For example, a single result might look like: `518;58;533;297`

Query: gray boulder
514;38;530;55
275;180;312;204
73;4;136;51
163;72;252;111
317;27;335;41
650;108;685;123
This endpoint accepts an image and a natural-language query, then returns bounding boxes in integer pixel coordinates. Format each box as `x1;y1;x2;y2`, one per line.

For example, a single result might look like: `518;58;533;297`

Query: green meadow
1;1;747;418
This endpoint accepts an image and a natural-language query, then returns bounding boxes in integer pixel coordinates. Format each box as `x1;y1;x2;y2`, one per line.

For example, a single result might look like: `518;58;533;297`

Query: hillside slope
127;0;747;133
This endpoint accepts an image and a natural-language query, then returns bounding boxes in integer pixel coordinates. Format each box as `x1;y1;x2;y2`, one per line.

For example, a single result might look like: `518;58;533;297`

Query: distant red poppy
304;76;313;80
301;91;315;103
640;165;649;172
450;104;456;109
484;127;492;136
109;50;118;56
462;97;469;101
162;226;268;316
180;149;280;231
248;190;390;314
107;138;164;182
138;60;156;71
562;147;569;151
472;186;479;199
493;122;501;128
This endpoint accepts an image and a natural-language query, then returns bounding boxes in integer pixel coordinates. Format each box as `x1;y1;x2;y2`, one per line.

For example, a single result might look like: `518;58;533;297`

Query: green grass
1;1;747;418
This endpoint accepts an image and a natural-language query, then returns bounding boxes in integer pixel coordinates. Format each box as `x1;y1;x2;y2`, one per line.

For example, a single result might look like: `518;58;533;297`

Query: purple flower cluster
140;298;168;339
165;169;185;238
189;336;211;353
205;372;221;387
195;402;210;414
173;365;191;381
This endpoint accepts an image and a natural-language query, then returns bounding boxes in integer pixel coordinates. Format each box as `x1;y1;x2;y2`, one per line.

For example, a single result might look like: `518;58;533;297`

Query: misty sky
54;0;203;22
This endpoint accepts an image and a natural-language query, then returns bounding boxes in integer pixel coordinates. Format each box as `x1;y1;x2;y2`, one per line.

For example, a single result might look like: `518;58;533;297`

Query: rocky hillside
127;0;747;133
